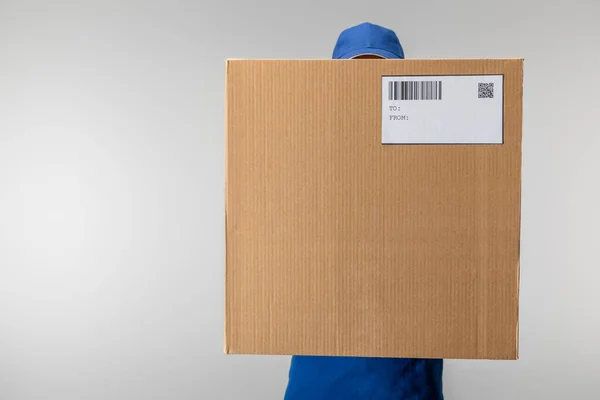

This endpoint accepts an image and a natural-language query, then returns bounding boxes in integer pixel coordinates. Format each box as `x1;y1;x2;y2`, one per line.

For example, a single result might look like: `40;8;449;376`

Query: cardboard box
225;59;523;360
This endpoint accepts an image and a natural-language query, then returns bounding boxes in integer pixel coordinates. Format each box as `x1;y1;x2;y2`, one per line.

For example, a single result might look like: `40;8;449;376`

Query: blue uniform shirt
284;356;443;399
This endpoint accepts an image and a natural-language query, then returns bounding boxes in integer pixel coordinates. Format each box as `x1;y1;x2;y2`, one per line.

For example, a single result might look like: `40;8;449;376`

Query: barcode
388;80;442;101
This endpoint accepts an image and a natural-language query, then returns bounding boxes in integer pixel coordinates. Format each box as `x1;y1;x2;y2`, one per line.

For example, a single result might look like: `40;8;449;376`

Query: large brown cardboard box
225;59;523;360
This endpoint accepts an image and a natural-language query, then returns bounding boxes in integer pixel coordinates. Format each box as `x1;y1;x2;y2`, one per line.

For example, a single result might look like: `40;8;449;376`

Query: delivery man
283;22;444;400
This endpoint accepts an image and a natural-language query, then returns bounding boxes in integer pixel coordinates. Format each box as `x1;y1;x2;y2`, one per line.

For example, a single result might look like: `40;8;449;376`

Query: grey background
0;0;599;399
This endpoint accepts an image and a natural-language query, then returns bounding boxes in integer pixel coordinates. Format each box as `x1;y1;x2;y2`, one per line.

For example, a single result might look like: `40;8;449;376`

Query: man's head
332;22;404;60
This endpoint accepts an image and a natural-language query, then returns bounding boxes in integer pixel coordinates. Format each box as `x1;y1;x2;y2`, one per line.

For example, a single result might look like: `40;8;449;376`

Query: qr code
478;82;494;98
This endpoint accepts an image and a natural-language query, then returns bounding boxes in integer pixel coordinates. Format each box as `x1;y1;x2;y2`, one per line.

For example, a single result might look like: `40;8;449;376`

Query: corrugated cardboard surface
225;59;523;360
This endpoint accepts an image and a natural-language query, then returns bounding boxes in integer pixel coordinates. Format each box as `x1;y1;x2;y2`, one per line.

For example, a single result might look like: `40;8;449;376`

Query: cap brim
335;47;403;60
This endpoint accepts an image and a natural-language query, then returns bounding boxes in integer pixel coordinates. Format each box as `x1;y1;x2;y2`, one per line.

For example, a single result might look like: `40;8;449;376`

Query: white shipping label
381;75;504;144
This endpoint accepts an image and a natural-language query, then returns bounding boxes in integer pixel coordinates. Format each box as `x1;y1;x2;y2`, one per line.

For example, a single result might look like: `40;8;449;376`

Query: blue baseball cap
332;22;404;60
